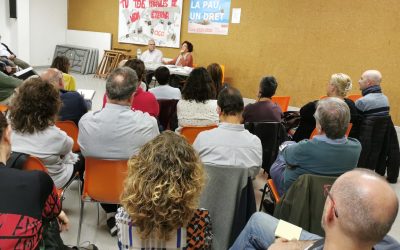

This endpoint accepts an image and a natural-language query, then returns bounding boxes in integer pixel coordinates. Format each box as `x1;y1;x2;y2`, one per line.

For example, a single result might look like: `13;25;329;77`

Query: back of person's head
50;55;70;74
182;67;216;102
218;86;244;116
106;67;138;101
9;77;61;134
207;63;223;96
124;59;145;81
325;169;398;245
259;76;278;98
40;68;63;87
330;73;352;97
182;40;193;52
154;66;170;85
121;131;205;240
363;70;382;86
314;97;350;139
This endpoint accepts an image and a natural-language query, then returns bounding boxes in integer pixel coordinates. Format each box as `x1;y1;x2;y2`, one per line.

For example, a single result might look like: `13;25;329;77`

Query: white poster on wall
118;0;183;48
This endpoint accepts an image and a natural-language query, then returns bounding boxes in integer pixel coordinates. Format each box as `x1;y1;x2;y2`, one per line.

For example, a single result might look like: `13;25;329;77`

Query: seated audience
293;73;360;142
140;39;163;63
117;131;212;249
51;55;77;91
149;66;181;99
79;67;159;236
41;68;88;125
177;67;218;128
356;69;389;116
270;97;361;193
10;77;84;189
0;34;30;69
0;57;14;74
207;63;223;97
163;40;194;67
0;71;22;104
230;169;399;250
242;76;283;123
193;87;262;170
102;59;160;117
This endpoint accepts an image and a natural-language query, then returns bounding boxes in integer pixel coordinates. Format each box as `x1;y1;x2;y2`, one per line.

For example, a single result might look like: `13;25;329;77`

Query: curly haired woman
116;131;212;249
9;77;84;188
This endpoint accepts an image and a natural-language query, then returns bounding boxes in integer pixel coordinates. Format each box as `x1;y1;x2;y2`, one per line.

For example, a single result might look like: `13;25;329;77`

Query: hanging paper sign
118;0;183;48
188;0;231;35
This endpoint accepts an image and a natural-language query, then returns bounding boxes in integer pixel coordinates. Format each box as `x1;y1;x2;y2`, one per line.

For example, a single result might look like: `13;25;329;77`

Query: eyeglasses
323;184;339;218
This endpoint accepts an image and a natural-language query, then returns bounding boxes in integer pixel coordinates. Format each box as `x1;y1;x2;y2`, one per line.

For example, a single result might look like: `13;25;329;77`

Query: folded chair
77;157;128;246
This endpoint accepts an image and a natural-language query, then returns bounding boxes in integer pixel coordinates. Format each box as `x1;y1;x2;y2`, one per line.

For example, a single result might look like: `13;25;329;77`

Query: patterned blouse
116;207;212;250
177;100;219;128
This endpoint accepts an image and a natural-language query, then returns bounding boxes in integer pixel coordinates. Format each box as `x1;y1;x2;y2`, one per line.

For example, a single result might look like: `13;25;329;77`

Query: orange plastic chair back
310;123;353;139
219;64;225;83
267;179;280;203
55;121;80;152
0;104;9;113
271;96;290;112
347;94;362;102
24;156;48;172
83;157;128;204
319;95;328;99
181;125;218;144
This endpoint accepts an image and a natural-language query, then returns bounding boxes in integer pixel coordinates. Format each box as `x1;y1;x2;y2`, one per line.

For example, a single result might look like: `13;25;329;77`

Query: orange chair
319;95;328;99
259;178;281;211
347;94;362;102
271;96;290;112
23;156;80;201
310;123;353;139
55;120;80;152
0;104;8;113
180;125;218;144
77;157;128;245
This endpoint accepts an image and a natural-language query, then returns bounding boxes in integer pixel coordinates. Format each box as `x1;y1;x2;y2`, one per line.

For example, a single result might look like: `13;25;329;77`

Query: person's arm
281;141;305;167
0;71;23;88
57;129;74;156
355;98;365;113
268;238;316;250
39;171;62;219
164;56;178;65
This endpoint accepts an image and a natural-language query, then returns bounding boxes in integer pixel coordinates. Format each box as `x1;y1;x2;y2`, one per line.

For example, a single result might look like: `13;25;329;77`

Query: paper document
77;89;96;100
275;219;302;240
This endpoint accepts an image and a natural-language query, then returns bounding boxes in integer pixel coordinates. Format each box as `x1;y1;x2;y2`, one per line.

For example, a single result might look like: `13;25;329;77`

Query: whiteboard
66;30;112;63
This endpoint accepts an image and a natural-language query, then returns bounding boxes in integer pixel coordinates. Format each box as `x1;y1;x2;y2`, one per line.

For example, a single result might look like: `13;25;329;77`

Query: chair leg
97;203;100;226
259;183;268;211
77;200;85;246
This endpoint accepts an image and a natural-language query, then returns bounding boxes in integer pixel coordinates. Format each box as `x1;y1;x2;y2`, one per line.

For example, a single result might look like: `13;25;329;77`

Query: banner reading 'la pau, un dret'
188;0;231;35
118;0;183;48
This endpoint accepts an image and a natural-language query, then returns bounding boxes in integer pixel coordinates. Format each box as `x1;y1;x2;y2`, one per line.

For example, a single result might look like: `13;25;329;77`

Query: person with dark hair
149;66;181;100
10;77;85;189
51;55;76;91
230;169;399;250
177;67;218;128
207;63;223;97
41;68;88;125
193;87;262;170
243;76;282;123
78;67;159;236
164;41;194;67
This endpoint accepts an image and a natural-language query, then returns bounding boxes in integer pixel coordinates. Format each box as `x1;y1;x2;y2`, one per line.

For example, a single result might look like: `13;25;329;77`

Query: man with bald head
41;68;87;125
230;169;399;250
356;70;389;116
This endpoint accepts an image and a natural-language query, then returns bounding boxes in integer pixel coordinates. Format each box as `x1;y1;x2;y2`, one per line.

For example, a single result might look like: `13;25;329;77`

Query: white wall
0;0;67;66
30;0;67;66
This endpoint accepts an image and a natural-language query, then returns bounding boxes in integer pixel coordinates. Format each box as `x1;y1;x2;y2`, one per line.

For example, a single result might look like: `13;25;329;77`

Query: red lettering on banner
151;11;169;19
134;0;145;8
172;0;178;7
154;30;165;36
149;0;168;7
130;12;140;23
120;0;128;8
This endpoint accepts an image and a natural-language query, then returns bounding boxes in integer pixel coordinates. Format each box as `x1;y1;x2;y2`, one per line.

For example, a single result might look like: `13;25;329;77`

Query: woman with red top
163;41;194;67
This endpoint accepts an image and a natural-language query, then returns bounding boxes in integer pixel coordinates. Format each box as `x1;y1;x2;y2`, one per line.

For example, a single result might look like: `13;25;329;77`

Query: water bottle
136;48;142;59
